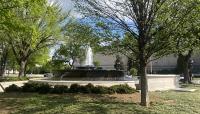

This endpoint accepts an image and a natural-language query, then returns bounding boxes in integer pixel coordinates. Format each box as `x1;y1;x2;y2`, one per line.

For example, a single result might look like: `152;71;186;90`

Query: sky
49;0;78;56
51;0;81;18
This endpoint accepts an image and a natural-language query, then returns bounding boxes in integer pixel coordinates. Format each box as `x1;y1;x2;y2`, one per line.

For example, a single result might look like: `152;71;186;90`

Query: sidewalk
0;81;28;92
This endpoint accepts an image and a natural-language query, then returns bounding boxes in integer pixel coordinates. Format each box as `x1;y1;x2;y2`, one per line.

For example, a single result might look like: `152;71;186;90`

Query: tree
6;0;68;77
0;34;8;76
171;6;200;83
0;0;21;76
54;22;101;68
26;48;50;74
73;0;199;106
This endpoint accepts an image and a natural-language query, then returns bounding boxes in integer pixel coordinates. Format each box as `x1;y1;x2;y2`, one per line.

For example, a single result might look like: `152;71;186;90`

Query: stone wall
147;74;179;91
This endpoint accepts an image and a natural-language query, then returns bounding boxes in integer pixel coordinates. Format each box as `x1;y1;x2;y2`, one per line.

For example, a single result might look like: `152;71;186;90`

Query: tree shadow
0;93;152;114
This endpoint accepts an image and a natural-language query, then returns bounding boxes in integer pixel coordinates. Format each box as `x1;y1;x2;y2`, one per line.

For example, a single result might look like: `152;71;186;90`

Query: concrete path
173;88;197;92
192;80;200;84
0;81;28;92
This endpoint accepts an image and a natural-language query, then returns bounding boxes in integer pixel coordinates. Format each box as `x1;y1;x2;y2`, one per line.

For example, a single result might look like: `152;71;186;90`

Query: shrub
37;83;51;94
110;84;136;94
5;84;21;92
93;61;100;67
69;83;81;93
51;85;68;94
130;68;138;76
21;82;39;92
22;82;51;94
80;83;98;93
19;82;136;94
91;86;109;94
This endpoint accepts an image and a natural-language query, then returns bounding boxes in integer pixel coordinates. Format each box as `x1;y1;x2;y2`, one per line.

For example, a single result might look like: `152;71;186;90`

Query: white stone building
94;53;200;74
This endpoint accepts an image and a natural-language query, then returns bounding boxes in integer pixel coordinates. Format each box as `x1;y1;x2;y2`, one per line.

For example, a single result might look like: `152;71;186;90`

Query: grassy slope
0;84;200;114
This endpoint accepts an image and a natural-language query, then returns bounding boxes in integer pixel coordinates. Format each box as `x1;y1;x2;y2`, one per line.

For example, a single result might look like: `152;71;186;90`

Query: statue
114;55;124;70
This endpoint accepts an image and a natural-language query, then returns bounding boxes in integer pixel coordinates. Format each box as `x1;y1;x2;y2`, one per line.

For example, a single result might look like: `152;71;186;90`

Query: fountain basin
55;69;126;81
76;66;96;70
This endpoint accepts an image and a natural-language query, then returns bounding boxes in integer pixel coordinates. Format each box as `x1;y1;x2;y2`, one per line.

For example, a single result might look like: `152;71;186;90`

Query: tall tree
0;0;22;76
6;0;68;77
26;48;50;74
73;0;199;106
54;22;101;68
171;6;200;83
0;32;9;76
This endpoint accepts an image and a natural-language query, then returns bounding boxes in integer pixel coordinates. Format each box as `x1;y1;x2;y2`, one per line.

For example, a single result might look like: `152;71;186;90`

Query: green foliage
9;82;136;94
93;61;100;67
69;83;135;94
5;84;21;92
110;84;137;94
22;82;51;94
53;22;101;68
130;68;138;76
21;82;39;92
26;48;50;72
91;86;111;94
3;0;69;77
0;77;29;82
37;83;51;94
2;84;200;113
50;85;68;94
68;83;81;93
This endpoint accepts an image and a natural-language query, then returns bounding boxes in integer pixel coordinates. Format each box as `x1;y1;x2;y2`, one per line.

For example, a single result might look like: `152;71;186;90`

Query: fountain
29;46;136;89
85;46;93;66
30;47;180;91
55;46;126;81
76;46;95;70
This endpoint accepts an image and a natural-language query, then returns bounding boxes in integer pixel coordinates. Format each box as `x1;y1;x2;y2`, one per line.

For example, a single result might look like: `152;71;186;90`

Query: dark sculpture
114;55;124;70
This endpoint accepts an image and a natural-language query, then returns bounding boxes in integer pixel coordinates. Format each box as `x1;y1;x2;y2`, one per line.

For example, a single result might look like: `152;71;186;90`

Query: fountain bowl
54;69;126;81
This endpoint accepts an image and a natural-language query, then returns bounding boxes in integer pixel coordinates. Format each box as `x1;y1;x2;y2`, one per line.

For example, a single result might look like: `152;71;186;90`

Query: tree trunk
18;60;27;77
139;56;149;107
183;61;189;84
0;48;8;77
183;50;193;83
138;29;149;106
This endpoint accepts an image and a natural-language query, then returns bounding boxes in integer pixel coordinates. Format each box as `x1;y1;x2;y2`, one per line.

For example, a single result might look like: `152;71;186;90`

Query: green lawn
0;77;29;82
0;84;200;114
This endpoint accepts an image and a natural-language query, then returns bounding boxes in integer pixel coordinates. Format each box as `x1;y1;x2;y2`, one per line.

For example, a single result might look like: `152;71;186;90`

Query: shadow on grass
0;93;151;114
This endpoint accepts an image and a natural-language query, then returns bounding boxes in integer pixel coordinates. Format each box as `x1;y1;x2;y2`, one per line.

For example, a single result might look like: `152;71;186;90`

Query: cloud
51;0;82;18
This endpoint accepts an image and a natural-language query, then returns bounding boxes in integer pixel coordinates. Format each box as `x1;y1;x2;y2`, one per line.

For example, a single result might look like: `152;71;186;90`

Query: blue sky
52;0;73;10
51;0;81;18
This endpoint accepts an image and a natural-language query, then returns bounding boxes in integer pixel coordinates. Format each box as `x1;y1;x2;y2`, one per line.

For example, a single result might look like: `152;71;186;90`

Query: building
94;53;200;74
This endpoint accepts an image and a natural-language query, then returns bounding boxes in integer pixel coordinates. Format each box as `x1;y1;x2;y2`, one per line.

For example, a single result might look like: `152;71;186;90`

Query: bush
110;84;136;94
22;82;51;94
130;68;138;76
83;83;95;93
37;83;51;94
93;61;100;67
68;83;136;94
8;82;136;94
5;84;21;92
22;82;39;92
51;85;68;94
91;86;109;94
69;83;94;93
69;83;81;93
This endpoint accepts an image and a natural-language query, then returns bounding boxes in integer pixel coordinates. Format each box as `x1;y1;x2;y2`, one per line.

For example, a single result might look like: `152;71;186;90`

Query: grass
0;77;29;82
0;84;200;114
